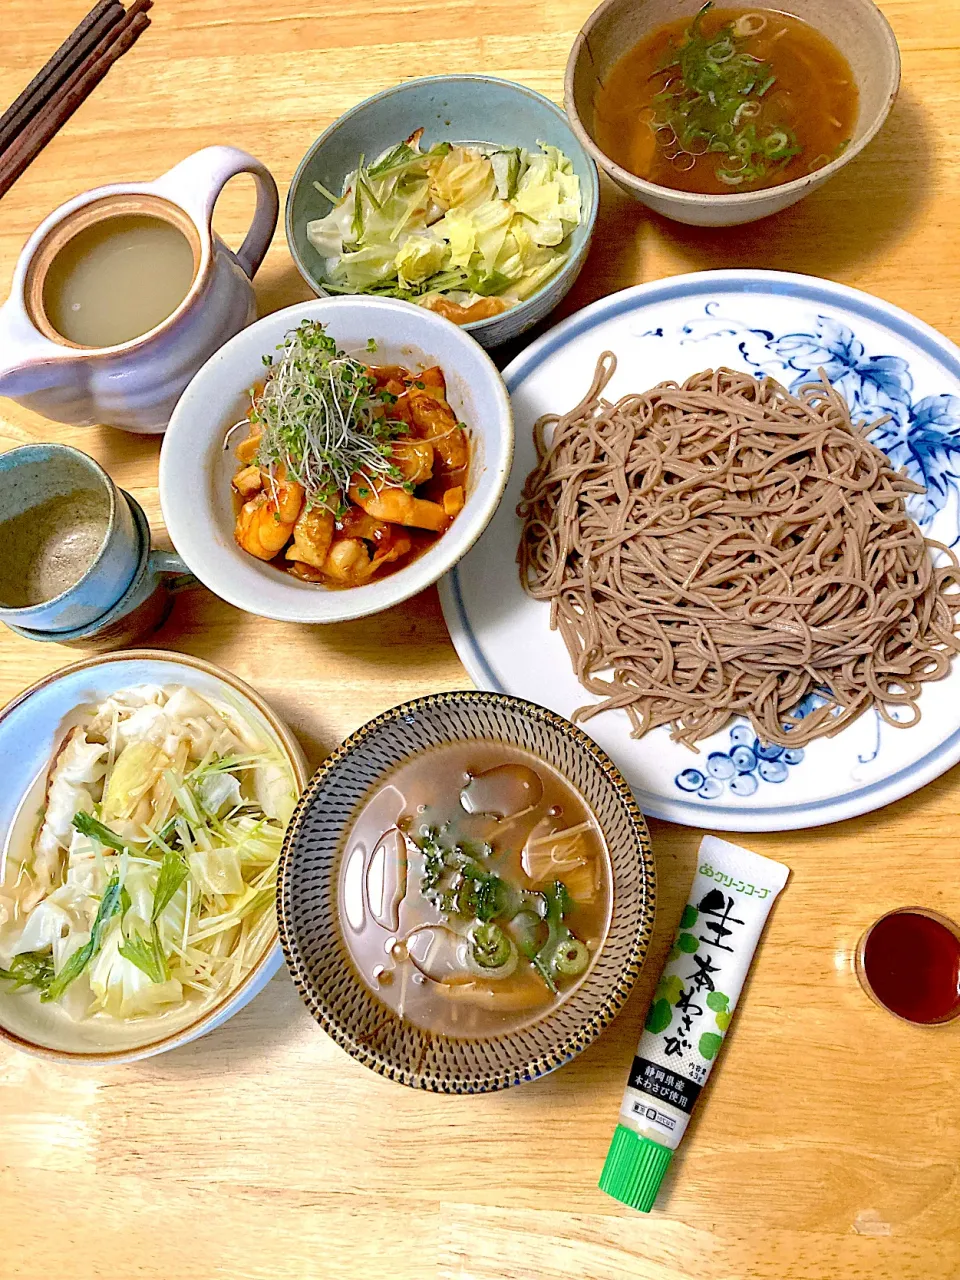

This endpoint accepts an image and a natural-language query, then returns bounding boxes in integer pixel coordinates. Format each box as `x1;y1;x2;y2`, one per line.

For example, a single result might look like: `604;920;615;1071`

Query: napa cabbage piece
305;133;583;319
0;684;299;1026
25;727;107;910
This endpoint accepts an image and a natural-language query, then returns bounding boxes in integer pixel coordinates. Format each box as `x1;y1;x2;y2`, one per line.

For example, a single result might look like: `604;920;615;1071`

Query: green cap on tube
598;1124;673;1212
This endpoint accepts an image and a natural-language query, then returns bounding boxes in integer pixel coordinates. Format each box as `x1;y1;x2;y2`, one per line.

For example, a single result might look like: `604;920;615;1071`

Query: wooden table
1;2;959;1277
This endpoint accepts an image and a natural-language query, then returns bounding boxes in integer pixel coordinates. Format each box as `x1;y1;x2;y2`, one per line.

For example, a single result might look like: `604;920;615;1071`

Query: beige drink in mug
0;145;279;434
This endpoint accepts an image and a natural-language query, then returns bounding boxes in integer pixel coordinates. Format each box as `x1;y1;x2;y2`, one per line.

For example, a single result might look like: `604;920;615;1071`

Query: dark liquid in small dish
338;741;612;1037
861;910;960;1024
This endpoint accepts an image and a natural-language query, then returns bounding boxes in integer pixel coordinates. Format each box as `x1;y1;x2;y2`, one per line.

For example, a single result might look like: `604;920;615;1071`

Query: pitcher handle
149;145;280;280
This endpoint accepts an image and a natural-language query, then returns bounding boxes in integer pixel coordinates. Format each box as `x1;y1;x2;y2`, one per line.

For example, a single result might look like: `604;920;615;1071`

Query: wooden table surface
2;2;959;1277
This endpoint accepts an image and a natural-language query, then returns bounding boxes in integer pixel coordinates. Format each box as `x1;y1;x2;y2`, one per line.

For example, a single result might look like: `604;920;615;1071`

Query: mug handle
150;145;280;280
149;548;197;594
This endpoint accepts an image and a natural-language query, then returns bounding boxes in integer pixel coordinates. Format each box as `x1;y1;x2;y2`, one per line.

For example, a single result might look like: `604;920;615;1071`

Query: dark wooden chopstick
0;0;153;200
0;1;126;156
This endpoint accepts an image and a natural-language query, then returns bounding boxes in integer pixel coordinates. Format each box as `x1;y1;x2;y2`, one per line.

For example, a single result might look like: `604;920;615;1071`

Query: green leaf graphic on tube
645;999;673;1034
680;904;699;929
655;974;684;1006
715;1011;732;1032
677;932;699;953
706;990;729;1012
699;1031;723;1061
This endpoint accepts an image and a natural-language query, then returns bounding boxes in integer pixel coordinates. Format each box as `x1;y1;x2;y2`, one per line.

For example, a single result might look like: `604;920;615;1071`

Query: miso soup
339;741;612;1038
593;6;859;195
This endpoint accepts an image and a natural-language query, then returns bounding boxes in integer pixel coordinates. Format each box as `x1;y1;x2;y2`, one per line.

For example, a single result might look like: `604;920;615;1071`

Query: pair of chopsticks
0;0;153;200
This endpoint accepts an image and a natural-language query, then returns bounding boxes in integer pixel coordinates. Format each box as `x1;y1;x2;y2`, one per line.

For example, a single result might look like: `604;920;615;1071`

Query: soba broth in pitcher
42;213;196;348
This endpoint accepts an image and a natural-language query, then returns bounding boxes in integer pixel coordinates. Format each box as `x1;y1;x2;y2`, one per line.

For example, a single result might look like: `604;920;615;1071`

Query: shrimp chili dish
229;320;469;588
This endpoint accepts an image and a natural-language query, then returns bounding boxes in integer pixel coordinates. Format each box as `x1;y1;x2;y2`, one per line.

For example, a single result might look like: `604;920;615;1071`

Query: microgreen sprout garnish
244;320;408;515
650;2;802;186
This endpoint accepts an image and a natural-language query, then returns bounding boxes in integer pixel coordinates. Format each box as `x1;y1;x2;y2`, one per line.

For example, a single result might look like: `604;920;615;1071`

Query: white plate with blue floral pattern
439;270;960;831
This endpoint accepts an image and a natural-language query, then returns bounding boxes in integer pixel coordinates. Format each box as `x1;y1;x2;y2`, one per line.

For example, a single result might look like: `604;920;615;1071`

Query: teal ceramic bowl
285;75;600;348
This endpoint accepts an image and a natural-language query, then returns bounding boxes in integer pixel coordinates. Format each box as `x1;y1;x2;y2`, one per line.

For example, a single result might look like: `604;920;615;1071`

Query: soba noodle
517;356;960;749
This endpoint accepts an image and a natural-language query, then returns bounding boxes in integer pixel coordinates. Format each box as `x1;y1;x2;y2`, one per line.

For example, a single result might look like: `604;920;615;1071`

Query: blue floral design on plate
673;690;832;799
671;303;960;532
675;724;806;800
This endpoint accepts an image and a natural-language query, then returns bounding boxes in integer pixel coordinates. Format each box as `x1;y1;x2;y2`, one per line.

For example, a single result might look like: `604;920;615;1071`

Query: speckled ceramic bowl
286;76;599;348
277;691;656;1093
565;0;900;226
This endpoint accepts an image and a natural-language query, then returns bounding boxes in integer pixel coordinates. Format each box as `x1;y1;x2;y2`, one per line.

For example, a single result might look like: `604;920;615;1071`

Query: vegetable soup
0;684;297;1051
338;741;613;1037
593;5;858;195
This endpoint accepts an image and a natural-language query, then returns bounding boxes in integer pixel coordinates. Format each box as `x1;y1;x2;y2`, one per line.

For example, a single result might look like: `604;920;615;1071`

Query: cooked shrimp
339;505;392;543
369;534;411;573
235;475;304;561
294;529;414;587
349;481;449;532
421;295;508;325
390;439;434;486
322;537;373;584
286;506;335;569
232;465;263;498
408;389;468;471
387;393;415;428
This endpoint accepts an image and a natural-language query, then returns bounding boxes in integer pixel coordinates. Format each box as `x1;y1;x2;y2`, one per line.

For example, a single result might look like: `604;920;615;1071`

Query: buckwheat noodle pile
517;355;960;749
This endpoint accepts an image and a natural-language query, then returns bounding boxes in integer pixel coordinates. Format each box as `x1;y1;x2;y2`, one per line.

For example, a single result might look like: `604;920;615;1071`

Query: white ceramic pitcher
0;145;279;434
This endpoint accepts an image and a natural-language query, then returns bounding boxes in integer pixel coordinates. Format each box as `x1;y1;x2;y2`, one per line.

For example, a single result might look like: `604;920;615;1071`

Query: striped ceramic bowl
278;690;655;1092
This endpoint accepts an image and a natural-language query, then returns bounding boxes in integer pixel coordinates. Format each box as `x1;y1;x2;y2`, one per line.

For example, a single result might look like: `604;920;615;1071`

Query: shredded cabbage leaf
306;134;582;318
0;685;298;1024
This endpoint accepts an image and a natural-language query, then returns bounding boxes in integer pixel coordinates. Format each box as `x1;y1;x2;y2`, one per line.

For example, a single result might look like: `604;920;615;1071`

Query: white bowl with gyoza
0;651;306;1063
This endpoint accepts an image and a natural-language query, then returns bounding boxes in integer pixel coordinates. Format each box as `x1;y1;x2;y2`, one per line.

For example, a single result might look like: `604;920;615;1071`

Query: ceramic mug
3;490;194;651
0;443;191;640
0;145;279;433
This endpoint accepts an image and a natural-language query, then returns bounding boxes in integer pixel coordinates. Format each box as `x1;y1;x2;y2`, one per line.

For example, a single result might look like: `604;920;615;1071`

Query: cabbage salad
306;131;583;323
0;685;297;1023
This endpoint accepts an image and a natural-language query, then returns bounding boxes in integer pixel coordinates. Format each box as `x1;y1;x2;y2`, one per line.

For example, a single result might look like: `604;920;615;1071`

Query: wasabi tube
600;835;790;1212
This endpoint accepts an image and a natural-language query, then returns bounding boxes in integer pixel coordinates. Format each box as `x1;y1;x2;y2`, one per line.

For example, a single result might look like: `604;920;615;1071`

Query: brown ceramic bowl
564;0;901;226
278;690;656;1093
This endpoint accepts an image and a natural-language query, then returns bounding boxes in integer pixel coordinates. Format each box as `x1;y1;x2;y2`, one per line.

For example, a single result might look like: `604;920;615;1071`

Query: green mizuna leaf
42;872;123;1003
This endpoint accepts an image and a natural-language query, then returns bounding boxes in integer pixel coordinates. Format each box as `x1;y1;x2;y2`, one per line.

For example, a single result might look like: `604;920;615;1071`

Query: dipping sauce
859;909;960;1025
593;6;859;195
338;741;612;1037
0;489;110;606
43;213;196;347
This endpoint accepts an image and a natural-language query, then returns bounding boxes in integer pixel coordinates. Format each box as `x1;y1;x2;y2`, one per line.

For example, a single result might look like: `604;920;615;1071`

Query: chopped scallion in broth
338;741;612;1037
593;4;858;195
